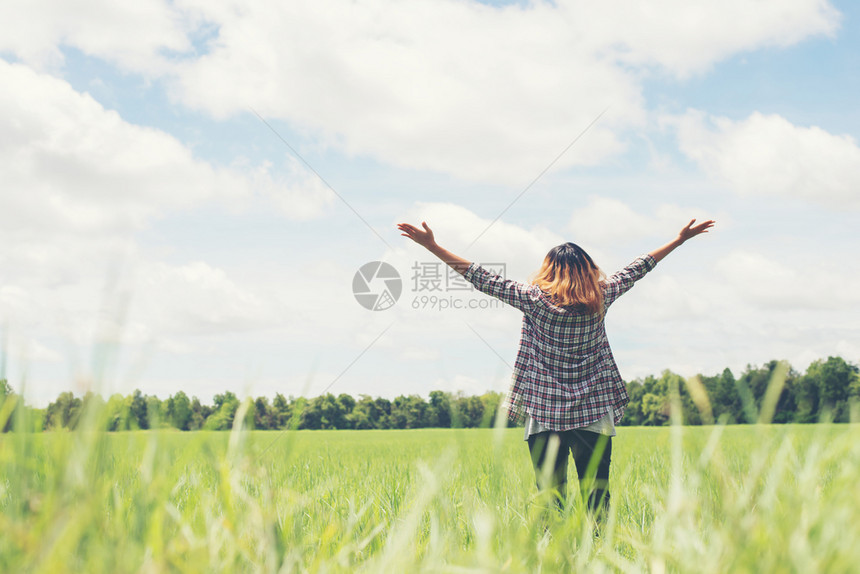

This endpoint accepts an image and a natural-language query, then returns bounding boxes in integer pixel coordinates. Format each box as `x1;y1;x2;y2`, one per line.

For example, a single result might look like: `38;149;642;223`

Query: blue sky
1;0;858;406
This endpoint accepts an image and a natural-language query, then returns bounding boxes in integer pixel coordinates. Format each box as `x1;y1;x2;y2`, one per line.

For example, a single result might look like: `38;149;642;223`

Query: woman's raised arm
648;219;715;263
398;221;539;313
397;221;472;275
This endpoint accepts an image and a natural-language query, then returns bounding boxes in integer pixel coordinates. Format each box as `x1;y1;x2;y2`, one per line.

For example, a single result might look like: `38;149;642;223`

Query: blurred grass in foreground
2;395;860;573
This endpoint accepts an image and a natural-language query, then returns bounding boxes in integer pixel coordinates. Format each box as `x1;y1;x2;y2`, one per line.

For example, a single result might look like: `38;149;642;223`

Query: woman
397;218;715;516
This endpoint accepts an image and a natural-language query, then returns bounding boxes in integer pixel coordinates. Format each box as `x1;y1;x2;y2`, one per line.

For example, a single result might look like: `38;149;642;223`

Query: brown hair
531;242;605;314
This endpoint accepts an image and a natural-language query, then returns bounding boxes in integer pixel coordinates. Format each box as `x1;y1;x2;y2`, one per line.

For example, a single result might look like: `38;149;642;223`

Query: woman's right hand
397;221;437;249
649;218;715;262
677;219;715;243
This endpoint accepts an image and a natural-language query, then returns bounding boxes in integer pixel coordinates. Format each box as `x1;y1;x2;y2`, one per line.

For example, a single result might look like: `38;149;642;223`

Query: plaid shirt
463;254;657;430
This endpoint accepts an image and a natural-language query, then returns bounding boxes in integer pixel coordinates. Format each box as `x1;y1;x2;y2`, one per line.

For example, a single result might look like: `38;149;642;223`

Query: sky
1;0;859;407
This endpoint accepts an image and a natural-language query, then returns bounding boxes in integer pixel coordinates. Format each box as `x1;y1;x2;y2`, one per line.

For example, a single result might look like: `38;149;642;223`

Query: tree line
622;356;859;426
1;356;857;432
0;381;507;432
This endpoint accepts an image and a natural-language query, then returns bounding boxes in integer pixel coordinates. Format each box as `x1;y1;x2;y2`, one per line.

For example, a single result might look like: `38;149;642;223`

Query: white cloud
615;274;712;321
714;250;860;311
130;260;275;337
399;347;440;362
161;0;838;182
568;197;713;246
0;60;331;360
672;110;860;208
252;157;336;220
1;1;841;182
0;0;190;71
3;334;63;365
169;0;635;182
0;60;331;239
574;0;839;76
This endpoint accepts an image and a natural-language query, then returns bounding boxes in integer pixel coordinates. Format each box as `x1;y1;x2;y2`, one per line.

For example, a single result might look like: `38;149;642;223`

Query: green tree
641;393;668;426
404;395;430;428
347;395;378;429
850;372;860;421
621;379;646;426
772;364;799;424
734;361;797;422
738;363;772;409
479;392;504;428
45;392;83;430
291;397;309;428
104;393;130;431
188;396;208;430
1;379;15;432
795;368;821;423
336;394;356;429
389;396;410;429
451;394;484;428
712;368;741;423
373;398;392;429
168;391;192;430
128;389;148;430
146;395;163;428
205;391;240;430
299;394;346;430
253;396;268;429
272;393;292;429
428;390;452;428
0;379;12;407
807;357;859;422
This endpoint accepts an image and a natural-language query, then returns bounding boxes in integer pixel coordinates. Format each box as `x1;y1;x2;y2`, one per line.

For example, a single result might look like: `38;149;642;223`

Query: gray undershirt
523;407;617;440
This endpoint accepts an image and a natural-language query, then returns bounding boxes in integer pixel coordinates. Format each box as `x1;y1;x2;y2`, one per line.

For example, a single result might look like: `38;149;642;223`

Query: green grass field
2;417;859;573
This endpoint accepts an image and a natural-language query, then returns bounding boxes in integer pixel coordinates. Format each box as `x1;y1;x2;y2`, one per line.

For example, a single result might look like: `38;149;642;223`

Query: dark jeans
527;429;612;515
